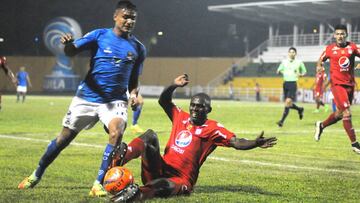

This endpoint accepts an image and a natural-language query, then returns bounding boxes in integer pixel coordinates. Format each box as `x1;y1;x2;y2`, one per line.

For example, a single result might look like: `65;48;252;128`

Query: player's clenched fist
60;33;74;44
174;74;189;87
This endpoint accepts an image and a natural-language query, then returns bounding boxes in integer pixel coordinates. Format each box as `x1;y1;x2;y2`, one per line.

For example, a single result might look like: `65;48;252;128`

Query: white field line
208;157;360;174
13;128;354;136
1;134;359;175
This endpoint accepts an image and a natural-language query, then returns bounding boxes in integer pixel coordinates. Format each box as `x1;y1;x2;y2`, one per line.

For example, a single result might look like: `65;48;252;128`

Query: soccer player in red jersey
313;65;328;113
110;74;277;202
314;24;360;154
0;56;17;110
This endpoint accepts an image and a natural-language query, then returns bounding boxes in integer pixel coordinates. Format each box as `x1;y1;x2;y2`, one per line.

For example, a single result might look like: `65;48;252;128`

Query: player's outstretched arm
60;33;79;56
0;56;17;86
158;74;189;120
229;131;277;150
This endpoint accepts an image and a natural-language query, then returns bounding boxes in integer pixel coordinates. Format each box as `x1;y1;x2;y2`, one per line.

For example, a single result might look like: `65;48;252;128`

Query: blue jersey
17;71;28;86
73;28;146;103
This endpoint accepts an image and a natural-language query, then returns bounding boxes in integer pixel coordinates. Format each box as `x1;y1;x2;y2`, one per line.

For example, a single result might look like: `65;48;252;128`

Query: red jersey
320;42;360;86
314;70;327;92
163;106;235;186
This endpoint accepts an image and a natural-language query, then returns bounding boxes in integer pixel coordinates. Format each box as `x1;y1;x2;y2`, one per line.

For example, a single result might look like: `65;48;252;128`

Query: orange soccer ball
103;166;134;195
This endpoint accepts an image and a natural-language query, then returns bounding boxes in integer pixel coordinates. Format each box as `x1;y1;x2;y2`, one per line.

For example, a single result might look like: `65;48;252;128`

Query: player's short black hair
289;47;297;53
191;93;212;108
334;24;347;33
116;0;137;11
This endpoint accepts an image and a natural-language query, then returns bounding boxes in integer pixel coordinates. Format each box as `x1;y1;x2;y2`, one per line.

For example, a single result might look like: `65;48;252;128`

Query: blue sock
332;100;336;112
35;139;61;178
96;144;114;184
132;106;142;125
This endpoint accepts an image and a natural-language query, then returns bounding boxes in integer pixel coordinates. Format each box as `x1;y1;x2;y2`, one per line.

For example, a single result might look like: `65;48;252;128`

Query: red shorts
313;89;323;98
140;156;192;196
331;85;354;111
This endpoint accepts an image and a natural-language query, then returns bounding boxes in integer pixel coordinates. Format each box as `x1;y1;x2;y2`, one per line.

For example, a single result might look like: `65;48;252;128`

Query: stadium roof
208;0;360;23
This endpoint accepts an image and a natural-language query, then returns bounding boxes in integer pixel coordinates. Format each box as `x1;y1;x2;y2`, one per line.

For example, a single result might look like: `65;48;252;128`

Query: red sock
343;116;357;143
322;113;341;128
123;138;145;164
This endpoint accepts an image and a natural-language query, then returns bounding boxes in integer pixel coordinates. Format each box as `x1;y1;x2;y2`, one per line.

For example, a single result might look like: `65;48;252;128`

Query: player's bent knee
140;129;159;144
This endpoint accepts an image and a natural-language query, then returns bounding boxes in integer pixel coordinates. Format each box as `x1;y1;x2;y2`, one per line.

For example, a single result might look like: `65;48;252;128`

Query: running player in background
313;65;328;113
110;74;277;202
18;0;146;196
314;24;360;154
16;66;32;103
130;92;144;133
0;56;17;110
276;47;307;127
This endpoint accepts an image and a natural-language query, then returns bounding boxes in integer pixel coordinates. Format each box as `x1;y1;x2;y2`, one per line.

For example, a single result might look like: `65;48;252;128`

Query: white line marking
1;134;359;175
0;134;104;149
208;157;360;174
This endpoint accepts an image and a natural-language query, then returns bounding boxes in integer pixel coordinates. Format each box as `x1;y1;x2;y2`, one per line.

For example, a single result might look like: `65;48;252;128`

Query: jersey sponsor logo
338;56;350;71
171;144;185;154
175;130;192;148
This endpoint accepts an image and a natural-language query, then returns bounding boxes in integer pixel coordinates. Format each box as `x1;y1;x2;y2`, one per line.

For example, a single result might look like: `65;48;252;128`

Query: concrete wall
0;56;236;93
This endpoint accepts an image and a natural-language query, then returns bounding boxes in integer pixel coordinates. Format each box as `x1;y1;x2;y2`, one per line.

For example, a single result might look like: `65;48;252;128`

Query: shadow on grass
195;184;280;196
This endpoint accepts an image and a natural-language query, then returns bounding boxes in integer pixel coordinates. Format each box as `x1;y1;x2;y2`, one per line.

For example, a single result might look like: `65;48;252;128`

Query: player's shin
343;115;356;143
322;112;341;128
279;107;290;123
35;139;63;179
123;138;145;164
96;144;115;184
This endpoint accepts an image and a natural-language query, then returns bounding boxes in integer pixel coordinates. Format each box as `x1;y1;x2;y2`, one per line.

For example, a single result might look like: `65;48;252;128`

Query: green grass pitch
0;95;359;202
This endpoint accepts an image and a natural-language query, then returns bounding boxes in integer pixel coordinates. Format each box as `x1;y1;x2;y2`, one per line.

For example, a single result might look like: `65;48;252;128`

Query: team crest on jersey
175;130;192;148
127;51;134;61
338;56;350;70
195;128;202;135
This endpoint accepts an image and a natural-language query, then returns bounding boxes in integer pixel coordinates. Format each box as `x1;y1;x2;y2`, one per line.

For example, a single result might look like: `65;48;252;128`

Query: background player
18;0;146;197
312;65;328;113
16;66;32;103
110;74;277;202
314;24;360;154
276;47;307;127
0;56;17;110
130;92;144;133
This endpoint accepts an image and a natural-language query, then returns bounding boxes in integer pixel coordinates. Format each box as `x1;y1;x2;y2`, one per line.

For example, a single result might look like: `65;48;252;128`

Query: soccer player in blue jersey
130;92;144;133
16;66;32;103
18;0;146;197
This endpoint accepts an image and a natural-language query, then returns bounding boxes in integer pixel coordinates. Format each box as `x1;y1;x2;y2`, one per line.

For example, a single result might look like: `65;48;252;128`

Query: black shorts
283;81;297;101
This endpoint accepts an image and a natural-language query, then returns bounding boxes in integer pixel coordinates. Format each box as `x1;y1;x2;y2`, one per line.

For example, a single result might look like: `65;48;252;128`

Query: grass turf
0;95;359;202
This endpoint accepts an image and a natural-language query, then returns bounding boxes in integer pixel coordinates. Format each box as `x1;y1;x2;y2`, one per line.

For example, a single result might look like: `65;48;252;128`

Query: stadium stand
207;0;360;101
